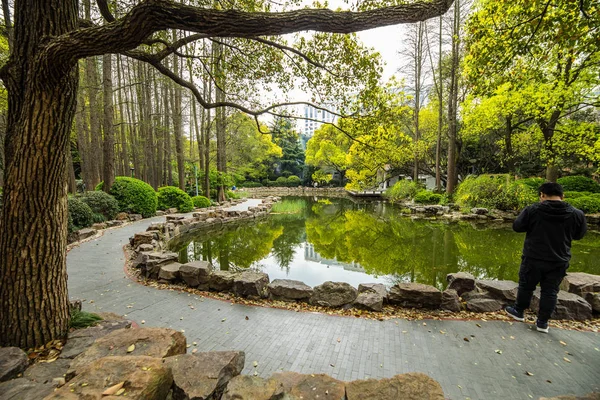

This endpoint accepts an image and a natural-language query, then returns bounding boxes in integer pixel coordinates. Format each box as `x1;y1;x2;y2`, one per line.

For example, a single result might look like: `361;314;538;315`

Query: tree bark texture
102;53;115;192
445;0;460;194
0;0;77;348
172;32;185;191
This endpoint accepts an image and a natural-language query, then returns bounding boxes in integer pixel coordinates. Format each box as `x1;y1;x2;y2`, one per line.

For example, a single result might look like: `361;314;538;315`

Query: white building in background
300;105;337;148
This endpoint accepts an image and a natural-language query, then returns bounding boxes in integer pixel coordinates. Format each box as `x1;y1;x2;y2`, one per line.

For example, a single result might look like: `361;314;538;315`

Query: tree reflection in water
170;197;600;289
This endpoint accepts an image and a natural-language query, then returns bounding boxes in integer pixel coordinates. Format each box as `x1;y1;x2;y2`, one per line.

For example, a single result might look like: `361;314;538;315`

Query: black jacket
513;200;587;264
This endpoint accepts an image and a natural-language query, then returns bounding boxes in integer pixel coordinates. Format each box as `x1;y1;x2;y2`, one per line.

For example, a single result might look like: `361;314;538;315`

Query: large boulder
221;376;283;400
269;371;346;400
232;271;270;299
158;262;182;282
530;289;592;320
358;283;388;302
460;289;490;301
466;298;503;313
165;351;245;400
585;292;600;313
23;359;71;385
60;317;132;359
440;289;461;312
475;280;518;303
309;281;358;308
47;356;172;400
132;231;154;248
353;292;384;312
0;378;53;399
561;273;600;297
388;283;442;309
209;271;237;292
67;328;186;379
0;347;29;382
268;279;313;301
179;260;212;288
346;373;445;400
446;272;475;295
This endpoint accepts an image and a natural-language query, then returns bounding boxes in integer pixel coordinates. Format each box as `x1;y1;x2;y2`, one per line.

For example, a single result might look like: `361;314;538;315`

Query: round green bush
275;176;288;186
287;175;302;187
384;180;419;201
68;196;94;230
81;191;119;220
99;177;157;218
157;186;194;213
192;195;211;208
557;176;600;193
568;196;600;214
455;175;537;211
414;190;443;204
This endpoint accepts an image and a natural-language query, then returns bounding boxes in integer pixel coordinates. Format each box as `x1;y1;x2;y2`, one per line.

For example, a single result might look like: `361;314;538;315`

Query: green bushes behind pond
455;175;538;211
157;186;194;213
384;180;419;201
96;177;157;217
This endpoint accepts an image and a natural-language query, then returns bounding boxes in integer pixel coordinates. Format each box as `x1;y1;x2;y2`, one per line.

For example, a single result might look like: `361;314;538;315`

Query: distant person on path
505;182;587;333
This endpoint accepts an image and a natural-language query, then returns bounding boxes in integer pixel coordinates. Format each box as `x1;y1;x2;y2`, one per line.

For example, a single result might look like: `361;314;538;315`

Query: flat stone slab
268;279;313;301
270;371;346;399
310;281;358;307
358;283;388;300
77;228;97;241
475;280;518;303
210;271;237;292
23;358;71;385
67;328;186;379
165;351;245;400
346;372;445;400
0;378;53;399
221;375;283;400
47;356;172;400
158;262;182;282
232;271;270;298
388;283;442;309
562;272;600;297
132;231;154;247
0;347;29;382
466;298;503;313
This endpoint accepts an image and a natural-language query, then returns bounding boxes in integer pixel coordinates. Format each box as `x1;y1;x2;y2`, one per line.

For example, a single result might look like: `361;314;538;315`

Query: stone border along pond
126;196;600;324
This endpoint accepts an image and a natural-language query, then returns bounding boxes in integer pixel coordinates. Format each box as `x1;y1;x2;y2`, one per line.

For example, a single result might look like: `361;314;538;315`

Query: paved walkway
67;202;600;400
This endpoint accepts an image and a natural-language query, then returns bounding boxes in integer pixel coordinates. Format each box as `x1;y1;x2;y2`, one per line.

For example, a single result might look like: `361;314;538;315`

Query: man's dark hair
538;182;564;198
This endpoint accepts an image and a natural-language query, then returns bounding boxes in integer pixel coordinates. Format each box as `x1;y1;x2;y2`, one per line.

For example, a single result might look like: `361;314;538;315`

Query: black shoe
505;306;524;322
536;320;549;333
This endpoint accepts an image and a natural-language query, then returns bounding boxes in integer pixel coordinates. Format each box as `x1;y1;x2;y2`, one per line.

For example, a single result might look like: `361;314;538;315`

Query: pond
170;197;600;290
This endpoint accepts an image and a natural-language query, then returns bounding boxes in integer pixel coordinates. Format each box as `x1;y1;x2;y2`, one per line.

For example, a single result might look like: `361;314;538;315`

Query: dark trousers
514;258;568;322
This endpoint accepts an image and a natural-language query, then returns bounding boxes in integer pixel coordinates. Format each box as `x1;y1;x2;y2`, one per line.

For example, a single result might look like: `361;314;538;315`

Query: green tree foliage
81;191;120;221
384;180;419;202
99;177;158;217
157;186;194;213
305;123;351;184
67;197;94;231
270;116;305;178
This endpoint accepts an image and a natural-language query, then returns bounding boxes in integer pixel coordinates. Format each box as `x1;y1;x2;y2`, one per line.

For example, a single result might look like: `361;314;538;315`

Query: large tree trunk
0;0;77;348
213;41;227;202
435;16;443;192
116;55;129;176
445;0;460;194
172;30;186;191
102;53;115;192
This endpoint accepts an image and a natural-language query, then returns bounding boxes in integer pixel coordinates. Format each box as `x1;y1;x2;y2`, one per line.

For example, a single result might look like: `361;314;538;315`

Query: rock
460;289;489;301
475;280;518;303
165;351;244;400
179;260;212;287
23;359;70;384
388;283;442;309
221;376;283;400
446;272;476;295
60;319;133;359
116;212;129;220
309;281;358;307
166;215;185;221
158;262;182;282
209;270;237;292
136;243;154;252
132;231;154;248
105;220;124;227
268;279;313;301
91;222;107;230
353;292;383;311
584;292;600;313
561;273;600;297
168;207;179;214
67;328;186;378
346;372;445;400
358;283;388;302
466;298;503;313
471;207;489;215
269;371;346;400
129;213;143;221
76;228;96;241
156;210;166;216
0;378;53;399
441;289;461;312
0;347;29;382
48;356;172;400
232;271;270;298
530;289;592;320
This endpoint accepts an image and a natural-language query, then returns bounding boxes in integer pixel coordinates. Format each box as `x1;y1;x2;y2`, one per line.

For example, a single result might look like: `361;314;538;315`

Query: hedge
414;190;443;205
455;175;538;211
81;191;120;220
192;195;211;208
384;180;419;201
568;196;600;214
157;186;194;213
557;176;600;193
97;177;157;218
68;197;94;231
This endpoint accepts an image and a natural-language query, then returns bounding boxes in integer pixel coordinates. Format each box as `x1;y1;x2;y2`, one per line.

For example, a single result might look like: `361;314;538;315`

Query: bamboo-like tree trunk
102;53;115;192
446;0;460;194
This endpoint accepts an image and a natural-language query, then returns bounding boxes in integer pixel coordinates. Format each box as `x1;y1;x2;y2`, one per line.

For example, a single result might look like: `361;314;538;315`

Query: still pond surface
170;197;600;290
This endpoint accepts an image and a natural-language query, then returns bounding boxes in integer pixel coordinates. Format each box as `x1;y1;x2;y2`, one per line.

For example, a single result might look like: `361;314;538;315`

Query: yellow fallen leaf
116;388;125;396
102;382;124;396
127;344;135;353
525;371;534;376
563;357;571;363
559;341;567;346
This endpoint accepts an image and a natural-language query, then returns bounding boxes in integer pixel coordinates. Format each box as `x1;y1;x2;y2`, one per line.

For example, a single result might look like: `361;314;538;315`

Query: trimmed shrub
455;175;537;211
287;175;302;187
518;177;545;191
192;195;211;208
495;181;539;211
81;191;119;220
414;190;443;205
275;176;288;186
384;180;419;201
226;190;241;200
563;191;593;199
557;176;600;193
239;181;262;188
157;186;194;213
98;177;157;218
68;196;94;230
568;196;600;214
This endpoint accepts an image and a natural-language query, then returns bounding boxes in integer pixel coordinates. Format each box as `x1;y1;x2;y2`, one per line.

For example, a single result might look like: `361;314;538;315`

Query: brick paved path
67;204;600;400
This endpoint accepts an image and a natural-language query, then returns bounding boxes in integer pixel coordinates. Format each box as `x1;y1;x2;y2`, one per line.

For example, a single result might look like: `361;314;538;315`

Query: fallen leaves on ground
102;382;124;396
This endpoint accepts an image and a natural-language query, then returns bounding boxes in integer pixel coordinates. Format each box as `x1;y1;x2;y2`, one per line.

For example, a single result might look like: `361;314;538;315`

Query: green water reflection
170;197;600;289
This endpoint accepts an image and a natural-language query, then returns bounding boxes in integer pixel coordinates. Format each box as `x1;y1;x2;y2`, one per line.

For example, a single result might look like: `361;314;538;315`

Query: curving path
67;202;600;400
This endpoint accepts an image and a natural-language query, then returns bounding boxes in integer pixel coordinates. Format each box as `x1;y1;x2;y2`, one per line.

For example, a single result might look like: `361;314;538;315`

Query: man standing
505;182;587;333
